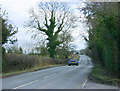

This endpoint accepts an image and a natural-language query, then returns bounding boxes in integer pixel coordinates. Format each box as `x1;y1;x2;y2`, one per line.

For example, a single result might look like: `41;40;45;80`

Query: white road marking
82;79;87;88
13;73;57;89
12;55;92;89
43;73;57;79
12;80;39;89
37;66;63;73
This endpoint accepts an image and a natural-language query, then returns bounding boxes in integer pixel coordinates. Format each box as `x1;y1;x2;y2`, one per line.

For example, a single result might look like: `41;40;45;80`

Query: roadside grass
0;74;2;78
89;64;120;86
2;64;63;78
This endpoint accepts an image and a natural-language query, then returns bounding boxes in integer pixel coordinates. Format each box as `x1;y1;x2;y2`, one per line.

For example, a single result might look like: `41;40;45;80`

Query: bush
50;58;67;64
2;53;66;73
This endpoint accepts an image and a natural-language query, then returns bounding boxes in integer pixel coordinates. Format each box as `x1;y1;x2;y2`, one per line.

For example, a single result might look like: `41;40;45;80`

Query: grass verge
0;74;2;79
88;64;120;87
2;64;63;78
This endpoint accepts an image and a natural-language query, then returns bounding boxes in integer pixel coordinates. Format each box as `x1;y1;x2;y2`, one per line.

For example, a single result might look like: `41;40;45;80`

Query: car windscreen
70;60;76;62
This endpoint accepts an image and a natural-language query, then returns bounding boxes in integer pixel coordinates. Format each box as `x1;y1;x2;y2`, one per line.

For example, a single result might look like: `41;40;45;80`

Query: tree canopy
1;10;18;46
81;2;119;75
1;9;18;54
27;2;78;58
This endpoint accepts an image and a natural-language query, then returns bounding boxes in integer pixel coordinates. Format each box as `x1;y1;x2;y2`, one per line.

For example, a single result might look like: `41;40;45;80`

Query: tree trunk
48;48;55;58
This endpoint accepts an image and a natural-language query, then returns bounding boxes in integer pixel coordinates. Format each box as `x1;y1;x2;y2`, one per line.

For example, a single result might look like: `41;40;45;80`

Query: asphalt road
2;55;94;89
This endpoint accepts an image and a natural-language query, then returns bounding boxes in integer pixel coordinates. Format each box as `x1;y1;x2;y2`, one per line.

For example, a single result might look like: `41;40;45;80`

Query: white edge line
82;78;88;88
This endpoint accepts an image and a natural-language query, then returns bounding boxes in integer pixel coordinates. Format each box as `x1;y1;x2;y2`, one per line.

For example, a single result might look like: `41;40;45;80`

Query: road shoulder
84;80;118;89
84;63;119;89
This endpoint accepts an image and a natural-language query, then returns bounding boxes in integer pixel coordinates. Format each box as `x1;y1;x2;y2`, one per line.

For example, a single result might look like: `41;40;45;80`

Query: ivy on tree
27;2;77;58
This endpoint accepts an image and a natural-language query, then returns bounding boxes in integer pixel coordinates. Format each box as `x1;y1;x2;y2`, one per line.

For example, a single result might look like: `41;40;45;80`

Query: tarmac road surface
2;55;96;89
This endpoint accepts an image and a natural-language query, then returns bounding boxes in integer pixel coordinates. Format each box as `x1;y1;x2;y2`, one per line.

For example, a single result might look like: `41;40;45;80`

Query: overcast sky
0;0;88;51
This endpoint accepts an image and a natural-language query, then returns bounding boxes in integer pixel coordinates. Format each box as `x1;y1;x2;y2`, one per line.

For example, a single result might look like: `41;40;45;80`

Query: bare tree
27;2;78;58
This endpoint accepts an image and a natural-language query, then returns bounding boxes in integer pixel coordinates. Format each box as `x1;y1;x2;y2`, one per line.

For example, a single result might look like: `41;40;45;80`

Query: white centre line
43;73;57;79
12;80;39;89
13;73;57;89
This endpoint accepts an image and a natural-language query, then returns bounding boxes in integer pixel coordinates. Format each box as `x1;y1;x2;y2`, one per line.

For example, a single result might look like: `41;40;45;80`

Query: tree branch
54;14;66;36
37;21;46;32
44;14;49;28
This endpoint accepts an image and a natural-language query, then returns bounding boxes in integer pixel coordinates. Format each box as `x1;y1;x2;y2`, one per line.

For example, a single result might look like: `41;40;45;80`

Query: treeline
2;45;77;73
81;2;119;76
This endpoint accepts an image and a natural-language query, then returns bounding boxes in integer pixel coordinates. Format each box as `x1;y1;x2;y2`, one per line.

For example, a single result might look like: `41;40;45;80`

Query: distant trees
27;2;77;58
81;2;119;75
34;45;49;56
55;30;74;59
7;46;23;54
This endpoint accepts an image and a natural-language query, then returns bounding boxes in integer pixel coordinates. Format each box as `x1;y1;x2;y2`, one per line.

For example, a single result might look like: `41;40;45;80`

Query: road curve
2;55;94;89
